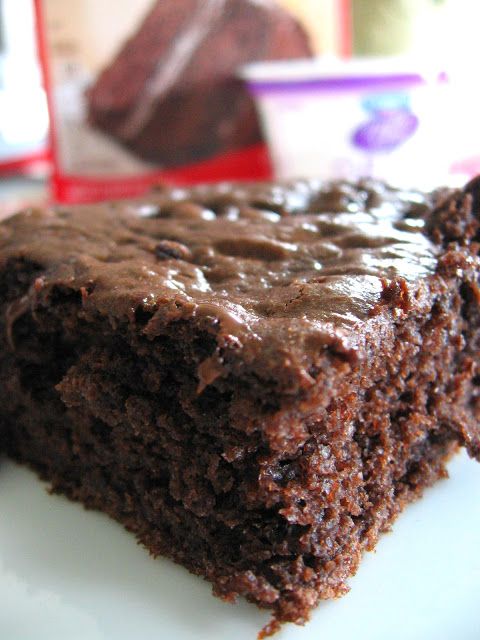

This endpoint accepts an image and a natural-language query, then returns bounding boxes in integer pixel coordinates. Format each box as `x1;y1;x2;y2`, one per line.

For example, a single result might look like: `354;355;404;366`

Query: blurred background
1;0;480;211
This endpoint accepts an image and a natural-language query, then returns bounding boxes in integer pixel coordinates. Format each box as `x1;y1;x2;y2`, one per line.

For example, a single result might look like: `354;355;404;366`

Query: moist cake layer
0;178;479;631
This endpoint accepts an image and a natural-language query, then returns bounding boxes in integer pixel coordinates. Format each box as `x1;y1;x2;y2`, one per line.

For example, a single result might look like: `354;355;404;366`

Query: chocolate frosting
0;179;439;387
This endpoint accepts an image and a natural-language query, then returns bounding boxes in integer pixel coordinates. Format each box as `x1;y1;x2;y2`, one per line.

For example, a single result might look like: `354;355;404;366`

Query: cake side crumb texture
0;177;479;629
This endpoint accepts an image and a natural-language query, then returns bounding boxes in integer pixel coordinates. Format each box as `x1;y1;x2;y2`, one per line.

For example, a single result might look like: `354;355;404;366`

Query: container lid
241;57;447;95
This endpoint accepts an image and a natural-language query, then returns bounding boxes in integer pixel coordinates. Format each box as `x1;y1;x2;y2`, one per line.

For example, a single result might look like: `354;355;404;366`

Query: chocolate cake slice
1;178;480;632
87;0;313;166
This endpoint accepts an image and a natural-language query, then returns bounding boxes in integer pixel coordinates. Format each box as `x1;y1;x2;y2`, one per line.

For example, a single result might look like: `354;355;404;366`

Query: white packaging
243;58;451;189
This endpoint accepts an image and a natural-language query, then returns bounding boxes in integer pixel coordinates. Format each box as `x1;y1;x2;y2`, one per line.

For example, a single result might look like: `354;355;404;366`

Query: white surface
0;451;479;640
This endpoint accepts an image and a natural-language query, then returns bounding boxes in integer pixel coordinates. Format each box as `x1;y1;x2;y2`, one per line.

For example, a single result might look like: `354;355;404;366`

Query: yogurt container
242;58;450;188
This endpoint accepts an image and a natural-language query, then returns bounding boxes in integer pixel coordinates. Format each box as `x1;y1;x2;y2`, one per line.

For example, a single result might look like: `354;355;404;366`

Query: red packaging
34;0;344;203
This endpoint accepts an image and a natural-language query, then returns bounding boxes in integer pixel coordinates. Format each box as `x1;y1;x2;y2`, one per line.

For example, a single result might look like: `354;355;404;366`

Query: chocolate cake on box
1;176;480;633
87;0;313;167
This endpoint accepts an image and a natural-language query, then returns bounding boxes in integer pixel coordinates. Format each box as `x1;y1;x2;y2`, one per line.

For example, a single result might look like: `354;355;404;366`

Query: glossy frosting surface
0;180;439;369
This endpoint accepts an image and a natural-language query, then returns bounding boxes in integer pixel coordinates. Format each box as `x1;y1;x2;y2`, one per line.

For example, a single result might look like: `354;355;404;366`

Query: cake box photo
34;0;337;203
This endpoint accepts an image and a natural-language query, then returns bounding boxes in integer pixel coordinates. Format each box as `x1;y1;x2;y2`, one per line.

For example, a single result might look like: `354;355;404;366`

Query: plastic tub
242;58;449;187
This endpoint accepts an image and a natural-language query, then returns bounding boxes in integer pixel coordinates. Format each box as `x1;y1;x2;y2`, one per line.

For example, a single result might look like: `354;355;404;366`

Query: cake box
34;0;346;203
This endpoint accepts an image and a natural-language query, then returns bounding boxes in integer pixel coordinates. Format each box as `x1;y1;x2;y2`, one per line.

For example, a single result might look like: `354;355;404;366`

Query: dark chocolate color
87;0;313;166
1;178;479;631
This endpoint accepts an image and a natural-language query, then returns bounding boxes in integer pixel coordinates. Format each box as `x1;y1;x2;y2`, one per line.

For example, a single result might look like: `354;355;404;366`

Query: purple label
352;109;419;153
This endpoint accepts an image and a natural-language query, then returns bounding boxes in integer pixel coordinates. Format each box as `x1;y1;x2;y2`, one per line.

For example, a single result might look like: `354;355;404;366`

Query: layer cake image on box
87;0;313;167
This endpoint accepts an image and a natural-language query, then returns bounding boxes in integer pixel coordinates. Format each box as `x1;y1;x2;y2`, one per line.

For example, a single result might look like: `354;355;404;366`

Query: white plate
1;451;479;640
